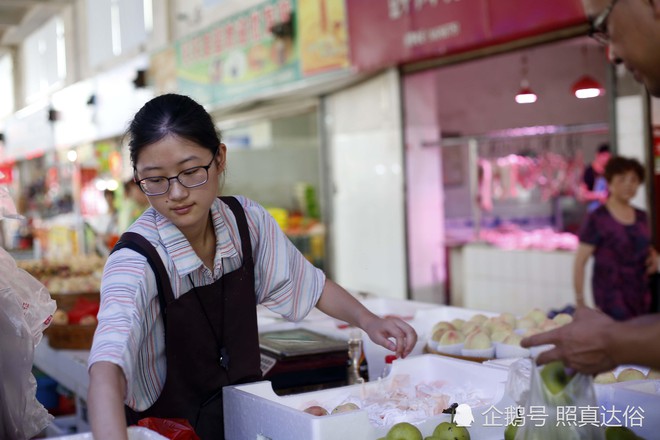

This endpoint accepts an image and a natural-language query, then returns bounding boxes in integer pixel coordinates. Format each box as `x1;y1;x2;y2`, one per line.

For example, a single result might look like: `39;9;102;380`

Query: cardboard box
224;354;511;440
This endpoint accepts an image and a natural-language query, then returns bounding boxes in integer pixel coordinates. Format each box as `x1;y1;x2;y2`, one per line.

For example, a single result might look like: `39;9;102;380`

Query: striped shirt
88;196;326;410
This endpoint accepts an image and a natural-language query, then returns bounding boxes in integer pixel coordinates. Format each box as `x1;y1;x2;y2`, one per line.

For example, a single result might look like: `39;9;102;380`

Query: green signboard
176;0;299;106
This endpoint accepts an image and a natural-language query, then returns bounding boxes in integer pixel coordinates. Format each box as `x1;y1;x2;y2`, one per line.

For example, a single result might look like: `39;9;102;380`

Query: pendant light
515;55;537;104
572;45;605;99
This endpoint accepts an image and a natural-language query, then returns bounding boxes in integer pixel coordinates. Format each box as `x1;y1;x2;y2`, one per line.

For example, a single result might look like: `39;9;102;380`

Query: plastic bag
0;182;23;221
137;417;201;440
514;361;605;440
0;247;56;346
0;287;53;439
0;186;57;439
505;358;533;406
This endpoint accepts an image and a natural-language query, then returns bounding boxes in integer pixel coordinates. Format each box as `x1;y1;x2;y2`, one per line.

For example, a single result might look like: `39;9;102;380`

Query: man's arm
521;307;660;374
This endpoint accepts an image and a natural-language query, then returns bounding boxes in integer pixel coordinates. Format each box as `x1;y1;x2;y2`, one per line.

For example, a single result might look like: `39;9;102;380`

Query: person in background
87;94;418;440
94;189;119;255
580;143;611;213
574;156;656;319
118;178;149;232
522;0;660;374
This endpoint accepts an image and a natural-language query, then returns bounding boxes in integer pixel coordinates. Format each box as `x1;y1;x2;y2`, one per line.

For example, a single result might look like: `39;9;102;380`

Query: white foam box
224;353;512;440
595;372;660;440
362;305;498;379
47;427;167;440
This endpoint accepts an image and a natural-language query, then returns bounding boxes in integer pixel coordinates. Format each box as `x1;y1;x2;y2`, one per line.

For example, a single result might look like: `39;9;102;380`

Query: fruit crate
224;354;512;440
44;323;96;350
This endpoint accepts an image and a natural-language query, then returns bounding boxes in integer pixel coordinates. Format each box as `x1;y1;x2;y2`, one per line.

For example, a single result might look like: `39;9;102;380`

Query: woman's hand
362;315;418;359
314;279;418;358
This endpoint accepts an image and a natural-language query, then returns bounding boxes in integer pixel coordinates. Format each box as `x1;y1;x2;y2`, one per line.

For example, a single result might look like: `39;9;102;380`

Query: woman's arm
573;243;594;307
88;361;129;440
315;279;418;358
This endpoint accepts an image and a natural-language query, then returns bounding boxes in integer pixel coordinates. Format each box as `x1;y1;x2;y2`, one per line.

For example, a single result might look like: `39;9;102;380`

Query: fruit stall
22;291;660;439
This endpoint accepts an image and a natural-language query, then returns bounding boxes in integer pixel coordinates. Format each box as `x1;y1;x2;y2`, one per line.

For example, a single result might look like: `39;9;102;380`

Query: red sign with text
347;0;586;71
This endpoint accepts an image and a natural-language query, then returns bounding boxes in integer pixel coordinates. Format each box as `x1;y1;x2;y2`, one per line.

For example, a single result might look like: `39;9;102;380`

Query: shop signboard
175;0;299;106
299;0;350;75
347;0;586;71
1;103;54;163
488;0;586;41
0;164;12;184
174;0;350;107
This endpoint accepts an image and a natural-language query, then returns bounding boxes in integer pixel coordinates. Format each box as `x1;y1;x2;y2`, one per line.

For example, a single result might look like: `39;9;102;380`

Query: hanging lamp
515;55;537;104
572;45;605;99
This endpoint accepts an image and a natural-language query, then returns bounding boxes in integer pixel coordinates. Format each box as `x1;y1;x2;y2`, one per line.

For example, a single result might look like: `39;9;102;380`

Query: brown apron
111;196;263;440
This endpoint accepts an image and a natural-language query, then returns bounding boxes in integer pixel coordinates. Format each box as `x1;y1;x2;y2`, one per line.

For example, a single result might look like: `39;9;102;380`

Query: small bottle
347;330;364;385
380;354;397;379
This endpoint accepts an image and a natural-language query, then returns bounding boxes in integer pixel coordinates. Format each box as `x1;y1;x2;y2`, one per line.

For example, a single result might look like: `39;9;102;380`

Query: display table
34;337;91;433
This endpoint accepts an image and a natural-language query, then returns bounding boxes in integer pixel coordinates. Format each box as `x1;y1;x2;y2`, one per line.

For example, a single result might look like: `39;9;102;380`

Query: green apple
540;361;570;395
605;426;643;440
385;422;423;440
504;420;519;440
432;422;470;440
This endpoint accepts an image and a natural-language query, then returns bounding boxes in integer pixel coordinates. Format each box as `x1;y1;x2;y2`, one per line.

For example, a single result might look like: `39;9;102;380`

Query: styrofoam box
47;427;168;440
595;369;660;440
363;305;498;379
224;353;512;440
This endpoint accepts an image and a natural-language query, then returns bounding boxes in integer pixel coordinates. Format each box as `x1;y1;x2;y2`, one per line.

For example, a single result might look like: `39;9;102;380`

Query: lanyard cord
187;273;229;370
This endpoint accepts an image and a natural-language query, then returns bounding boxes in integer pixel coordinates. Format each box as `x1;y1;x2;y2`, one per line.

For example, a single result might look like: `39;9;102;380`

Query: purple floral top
579;205;651;320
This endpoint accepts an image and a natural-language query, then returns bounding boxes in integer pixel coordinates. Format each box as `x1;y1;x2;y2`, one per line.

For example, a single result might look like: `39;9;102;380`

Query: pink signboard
348;0;586;71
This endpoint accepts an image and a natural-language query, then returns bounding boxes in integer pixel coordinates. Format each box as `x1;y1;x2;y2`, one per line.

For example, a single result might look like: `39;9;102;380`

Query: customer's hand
520;307;617;375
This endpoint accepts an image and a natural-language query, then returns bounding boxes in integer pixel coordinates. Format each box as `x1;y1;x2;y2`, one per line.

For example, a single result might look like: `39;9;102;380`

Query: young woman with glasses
86;94;417;440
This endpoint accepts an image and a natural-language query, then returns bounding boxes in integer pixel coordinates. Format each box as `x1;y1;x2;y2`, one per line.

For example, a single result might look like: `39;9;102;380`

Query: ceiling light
572;75;605;99
516;82;538;104
572;44;605;99
515;55;537;104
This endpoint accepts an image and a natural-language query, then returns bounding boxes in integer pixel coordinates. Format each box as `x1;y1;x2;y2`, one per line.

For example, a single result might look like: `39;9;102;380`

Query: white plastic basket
48;426;168;440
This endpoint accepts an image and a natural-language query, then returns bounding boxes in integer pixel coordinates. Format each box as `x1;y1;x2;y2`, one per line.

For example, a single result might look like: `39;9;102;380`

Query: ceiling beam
0;0;74;6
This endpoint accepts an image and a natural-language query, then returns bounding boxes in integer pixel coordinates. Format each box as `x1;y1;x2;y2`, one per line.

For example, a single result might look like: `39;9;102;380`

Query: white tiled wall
452;244;593;315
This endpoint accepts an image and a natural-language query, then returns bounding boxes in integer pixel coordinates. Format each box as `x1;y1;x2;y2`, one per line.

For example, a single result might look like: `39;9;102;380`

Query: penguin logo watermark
454;403;474;427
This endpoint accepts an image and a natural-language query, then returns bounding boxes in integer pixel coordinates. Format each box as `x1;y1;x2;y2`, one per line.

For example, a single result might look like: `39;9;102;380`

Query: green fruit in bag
605;426;644;440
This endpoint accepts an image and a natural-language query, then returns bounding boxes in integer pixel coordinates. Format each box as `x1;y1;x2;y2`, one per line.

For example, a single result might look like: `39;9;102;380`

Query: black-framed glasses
588;0;621;45
136;152;217;196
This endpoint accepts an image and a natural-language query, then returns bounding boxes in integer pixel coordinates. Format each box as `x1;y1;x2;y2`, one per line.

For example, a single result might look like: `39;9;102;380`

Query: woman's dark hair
126;94;221;168
604;156;645;183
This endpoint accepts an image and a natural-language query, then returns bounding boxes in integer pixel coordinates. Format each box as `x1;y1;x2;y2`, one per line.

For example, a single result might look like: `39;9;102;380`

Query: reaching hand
363;315;418;359
520;307;617;375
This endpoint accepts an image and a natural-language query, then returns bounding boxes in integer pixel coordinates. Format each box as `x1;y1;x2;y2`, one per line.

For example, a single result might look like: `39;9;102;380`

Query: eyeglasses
588;0;621;45
136;152;217;196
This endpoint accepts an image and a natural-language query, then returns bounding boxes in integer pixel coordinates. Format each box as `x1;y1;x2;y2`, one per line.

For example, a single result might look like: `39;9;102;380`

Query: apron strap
111;232;173;334
219;196;253;265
